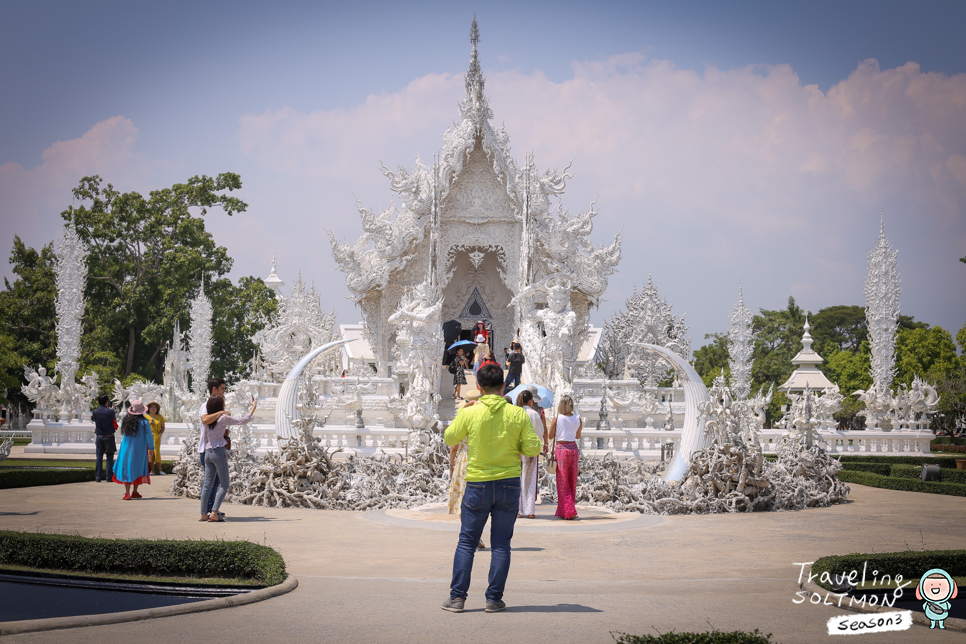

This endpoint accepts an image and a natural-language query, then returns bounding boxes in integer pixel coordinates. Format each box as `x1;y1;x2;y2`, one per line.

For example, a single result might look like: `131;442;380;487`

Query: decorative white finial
728;281;753;399
271;252;277;272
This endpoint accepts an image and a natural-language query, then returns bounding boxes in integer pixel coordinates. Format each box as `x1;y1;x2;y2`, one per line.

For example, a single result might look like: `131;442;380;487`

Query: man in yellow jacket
441;363;541;614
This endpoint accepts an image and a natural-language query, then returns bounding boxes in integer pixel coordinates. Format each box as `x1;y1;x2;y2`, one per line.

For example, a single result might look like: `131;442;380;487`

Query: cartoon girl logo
916;568;958;629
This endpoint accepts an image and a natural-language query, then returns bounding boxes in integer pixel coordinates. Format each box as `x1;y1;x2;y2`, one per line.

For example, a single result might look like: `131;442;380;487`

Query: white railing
24;420;934;460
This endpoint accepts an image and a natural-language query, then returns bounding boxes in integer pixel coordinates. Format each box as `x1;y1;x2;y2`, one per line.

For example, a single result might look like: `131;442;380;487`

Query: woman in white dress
515;389;547;518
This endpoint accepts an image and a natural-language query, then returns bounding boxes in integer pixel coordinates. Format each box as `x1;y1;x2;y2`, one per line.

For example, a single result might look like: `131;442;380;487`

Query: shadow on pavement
0;511;40;516
510;547;544;552
505;604;602;613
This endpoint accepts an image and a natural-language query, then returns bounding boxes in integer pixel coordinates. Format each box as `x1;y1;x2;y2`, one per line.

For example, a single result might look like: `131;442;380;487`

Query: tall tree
0;238;58;381
809;305;867;354
63;174;246;379
692;332;729;388
210;276;278;379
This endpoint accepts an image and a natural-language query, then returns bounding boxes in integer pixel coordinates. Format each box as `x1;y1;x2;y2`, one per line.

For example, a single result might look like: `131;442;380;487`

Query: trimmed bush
940;468;966;484
839;462;891;476
931;443;966;454
0;531;286;586
838;469;966;496
931;437;966;446
0;468;94;489
611;630;774;644
889;464;921;480
837;455;960;468
811;549;966;591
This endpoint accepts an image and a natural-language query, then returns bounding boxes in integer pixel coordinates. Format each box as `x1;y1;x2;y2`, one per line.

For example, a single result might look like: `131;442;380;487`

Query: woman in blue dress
113;399;153;500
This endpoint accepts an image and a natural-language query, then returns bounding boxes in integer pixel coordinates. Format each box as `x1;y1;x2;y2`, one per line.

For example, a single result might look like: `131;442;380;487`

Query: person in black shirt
503;342;526;394
91;394;117;482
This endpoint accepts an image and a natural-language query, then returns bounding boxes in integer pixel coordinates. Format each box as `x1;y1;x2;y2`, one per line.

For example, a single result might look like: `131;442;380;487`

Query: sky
2;0;965;351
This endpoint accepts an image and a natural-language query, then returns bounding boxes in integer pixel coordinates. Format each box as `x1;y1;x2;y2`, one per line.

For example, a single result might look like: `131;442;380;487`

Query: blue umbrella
505;383;554;409
448;339;478;351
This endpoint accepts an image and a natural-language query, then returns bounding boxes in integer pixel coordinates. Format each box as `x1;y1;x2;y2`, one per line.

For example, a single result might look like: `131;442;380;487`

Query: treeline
692;298;966;430
0;174;278;405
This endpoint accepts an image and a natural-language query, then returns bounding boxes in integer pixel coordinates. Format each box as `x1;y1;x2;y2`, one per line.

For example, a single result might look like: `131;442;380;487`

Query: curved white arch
275;339;354;439
628;342;710;483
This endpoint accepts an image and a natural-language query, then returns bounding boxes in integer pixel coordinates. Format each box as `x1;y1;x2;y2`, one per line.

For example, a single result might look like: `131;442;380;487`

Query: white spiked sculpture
54;223;89;420
862;213;900;427
728;283;753;400
188;281;213;396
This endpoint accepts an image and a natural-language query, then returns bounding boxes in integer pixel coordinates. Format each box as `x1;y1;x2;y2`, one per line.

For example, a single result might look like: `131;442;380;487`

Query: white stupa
779;317;834;392
263;253;285;298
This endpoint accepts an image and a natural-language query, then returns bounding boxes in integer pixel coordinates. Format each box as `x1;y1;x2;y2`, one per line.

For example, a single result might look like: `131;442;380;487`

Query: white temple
328;19;621;401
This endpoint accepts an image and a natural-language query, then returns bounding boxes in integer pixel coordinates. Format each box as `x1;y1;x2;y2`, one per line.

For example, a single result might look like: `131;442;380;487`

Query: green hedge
838;469;966;496
931;443;966;454
839;462;891;476
889;463;966;484
889;464;921;480
0;531;286;586
0;468;94;489
611;630;774;644
811;549;966;591
837;455;961;468
932;437;966;446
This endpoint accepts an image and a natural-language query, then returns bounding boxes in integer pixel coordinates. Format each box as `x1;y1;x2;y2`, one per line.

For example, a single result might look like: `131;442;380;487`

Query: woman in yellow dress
145;402;166;476
447;390;485;550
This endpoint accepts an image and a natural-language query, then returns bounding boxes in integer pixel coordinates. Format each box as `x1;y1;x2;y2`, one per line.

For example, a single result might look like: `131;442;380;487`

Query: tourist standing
447;389;485;550
452;348;468;400
472;334;487;377
199;377;228;518
515;389;547;519
550;395;582;520
145;402;166;476
114;400;152;499
481;352;499;370
442;364;540;613
198;394;255;522
92;394;117;482
502;342;525;394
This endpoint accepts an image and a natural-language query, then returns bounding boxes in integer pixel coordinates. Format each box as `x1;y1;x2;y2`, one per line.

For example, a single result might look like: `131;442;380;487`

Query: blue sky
2;0;965;347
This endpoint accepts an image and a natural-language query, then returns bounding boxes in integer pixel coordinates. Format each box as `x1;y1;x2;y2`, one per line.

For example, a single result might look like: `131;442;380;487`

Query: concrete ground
0;476;963;643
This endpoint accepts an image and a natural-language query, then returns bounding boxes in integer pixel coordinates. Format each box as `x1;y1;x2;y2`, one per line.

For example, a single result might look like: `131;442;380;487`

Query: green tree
210;276;278;379
692;332;729;387
0;238;58;402
821;343;872;429
809;305;867;354
894;326;959;387
64;174;246;379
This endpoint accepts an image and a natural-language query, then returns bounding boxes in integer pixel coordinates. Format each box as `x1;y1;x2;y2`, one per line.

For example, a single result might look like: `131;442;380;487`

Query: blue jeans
199;450;222;513
503;371;522;394
450;477;520;603
94;435;115;481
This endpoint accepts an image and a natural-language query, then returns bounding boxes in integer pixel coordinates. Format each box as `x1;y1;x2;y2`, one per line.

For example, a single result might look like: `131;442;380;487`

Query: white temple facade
328;20;622;392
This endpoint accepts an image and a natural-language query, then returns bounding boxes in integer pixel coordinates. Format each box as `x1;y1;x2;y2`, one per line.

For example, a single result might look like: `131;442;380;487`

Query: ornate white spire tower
188;280;213;395
727;283;753;400
263;253;285;299
54;223;88;417
864;212;900;401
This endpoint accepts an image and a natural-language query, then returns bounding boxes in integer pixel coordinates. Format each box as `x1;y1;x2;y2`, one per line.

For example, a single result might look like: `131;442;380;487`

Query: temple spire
460;16;492;125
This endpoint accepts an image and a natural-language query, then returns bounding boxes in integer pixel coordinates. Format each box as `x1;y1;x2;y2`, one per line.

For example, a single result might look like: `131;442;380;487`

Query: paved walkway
0;479;963;643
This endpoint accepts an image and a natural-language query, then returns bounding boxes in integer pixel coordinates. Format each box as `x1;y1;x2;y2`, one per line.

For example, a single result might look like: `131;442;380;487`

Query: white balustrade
24;419;934;460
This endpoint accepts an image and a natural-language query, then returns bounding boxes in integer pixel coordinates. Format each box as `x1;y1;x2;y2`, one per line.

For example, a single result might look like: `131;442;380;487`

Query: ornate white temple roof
779;318;834;391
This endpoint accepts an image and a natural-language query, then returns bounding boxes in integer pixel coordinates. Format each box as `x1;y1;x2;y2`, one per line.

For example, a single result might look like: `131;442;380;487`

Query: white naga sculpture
188;282;213;396
253;273;339;382
599;276;690;386
328;19;620;384
22;366;58;421
860;214;901;428
388;280;444;434
728;284;753;400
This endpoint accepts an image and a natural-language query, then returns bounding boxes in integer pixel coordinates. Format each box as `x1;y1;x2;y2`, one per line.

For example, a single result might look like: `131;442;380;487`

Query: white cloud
235;54;966;340
0;116;161;261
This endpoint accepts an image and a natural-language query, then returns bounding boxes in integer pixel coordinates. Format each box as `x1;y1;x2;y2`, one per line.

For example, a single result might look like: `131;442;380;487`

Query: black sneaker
485;600;506;613
441;597;465;613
